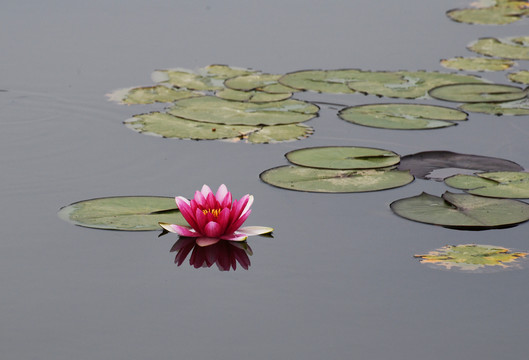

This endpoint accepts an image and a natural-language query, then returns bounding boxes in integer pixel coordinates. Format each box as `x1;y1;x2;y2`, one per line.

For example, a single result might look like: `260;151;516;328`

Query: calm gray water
2;1;529;359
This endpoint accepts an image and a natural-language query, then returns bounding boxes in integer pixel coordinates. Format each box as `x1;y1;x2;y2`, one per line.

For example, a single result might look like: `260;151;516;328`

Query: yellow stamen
202;208;221;217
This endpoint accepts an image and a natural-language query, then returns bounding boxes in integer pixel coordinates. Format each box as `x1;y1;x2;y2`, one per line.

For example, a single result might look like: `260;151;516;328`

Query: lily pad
58;196;187;231
390;191;529;229
107;86;202;104
224;73;295;94
398;151;524;180
415;244;528;272
347;71;486;99
445;171;529;198
285;146;401;169
468;36;529;60
508;70;529;84
215;88;292;103
460;98;529;115
125;112;259;140
246;124;313;144
278;69;363;93
428;83;527;103
260;165;413;193
447;2;529;25
440;57;515;72
167;96;319;126
338;103;467;130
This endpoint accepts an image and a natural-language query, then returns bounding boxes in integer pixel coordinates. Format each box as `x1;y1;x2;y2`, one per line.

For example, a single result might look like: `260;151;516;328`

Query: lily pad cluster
446;0;529;25
260;146;414;193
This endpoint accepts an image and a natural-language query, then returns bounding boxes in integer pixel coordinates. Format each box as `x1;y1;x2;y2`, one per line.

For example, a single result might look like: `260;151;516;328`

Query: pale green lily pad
224;73;295;93
338;103;467;130
428;83;527;103
167;96;319;126
445;171;529;198
125;112;259;140
260;166;413;193
440;57;515;72
246;124;313;144
203;64;257;78
347;71;486;99
390;191;529;229
415;244;528;272
107;86;202;104
468;36;529;60
216;88;292;103
58;196;187;231
460;98;529;115
447;2;529;25
285;146;401;169
278;69;363;93
508;70;529;84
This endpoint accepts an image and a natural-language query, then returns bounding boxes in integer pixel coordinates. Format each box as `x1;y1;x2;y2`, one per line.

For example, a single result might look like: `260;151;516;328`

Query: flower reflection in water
170;237;253;271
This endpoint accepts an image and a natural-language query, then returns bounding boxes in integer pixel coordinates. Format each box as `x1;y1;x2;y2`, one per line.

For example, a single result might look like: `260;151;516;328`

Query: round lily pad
415;244;528;272
167;96;319;126
338;103;467;130
215;88;292;103
428;83;527;103
508;70;529;84
460;99;529;116
445;171;529;198
58;196;187;231
390;192;529;230
285;146;401;169
398;151;524;180
440;57;515;72
107;86;202;104
260;165;413;193
468;36;529;60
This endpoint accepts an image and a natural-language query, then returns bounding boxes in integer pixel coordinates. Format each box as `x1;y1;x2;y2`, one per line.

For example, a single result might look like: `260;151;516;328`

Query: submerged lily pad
58;196;187;231
107;86;202;104
167;96;319;126
216;88;292;103
440;57;515;72
390;192;529;229
285;146;401;169
508;70;529;84
447;2;529;25
415;244;528;272
260;166;413;193
445;171;529;198
460;98;529;115
428;83;527;103
398;151;524;180
338;103;467;130
224;73;295;94
468;36;529;60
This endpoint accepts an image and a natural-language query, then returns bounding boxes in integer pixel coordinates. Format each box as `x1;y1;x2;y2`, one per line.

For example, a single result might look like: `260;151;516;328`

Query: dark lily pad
468;36;529;60
260;165;413;193
397;151;524;180
428;83;527;103
58;196;187;231
445;171;529;198
390;192;529;230
415;244;528;272
460;98;529;115
285;146;401;169
338;103;467;130
440;57;515;72
167;96;319;126
107;86;202;104
508;70;529;84
215;88;292;103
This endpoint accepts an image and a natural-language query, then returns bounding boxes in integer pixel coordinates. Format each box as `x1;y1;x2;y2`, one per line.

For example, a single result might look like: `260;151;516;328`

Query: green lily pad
440;57;515;72
284;146;401;169
202;64;257;78
125;112;259;140
428;83;527;103
447;2;529;25
445;171;529;198
347;71;486;99
224;73;295;94
398;151;524;180
390;191;529;229
58;196;187;231
167;96;319;126
468;36;529;60
338;103;467;130
215;88;292;103
260;165;413;193
246;124;313;144
460;98;529;115
107;86;202;104
278;69;363;93
508;70;529;84
415;244;528;272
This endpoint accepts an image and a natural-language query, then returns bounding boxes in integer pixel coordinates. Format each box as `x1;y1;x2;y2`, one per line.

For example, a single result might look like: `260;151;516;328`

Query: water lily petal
196;237;221;247
228;195;249;224
173;241;196;266
237;226;274;236
204;221;223;238
175;197;199;230
170;237;196;252
206;192;217;210
190;246;207;268
194;191;207;207
215;184;229;204
166;224;200;237
220;233;248;241
201;184;213;198
240;195;254;217
225;209;251;235
216;207;231;234
195;208;207;233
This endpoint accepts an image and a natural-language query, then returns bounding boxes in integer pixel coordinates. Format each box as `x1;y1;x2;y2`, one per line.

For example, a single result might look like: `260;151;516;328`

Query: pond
2;1;529;359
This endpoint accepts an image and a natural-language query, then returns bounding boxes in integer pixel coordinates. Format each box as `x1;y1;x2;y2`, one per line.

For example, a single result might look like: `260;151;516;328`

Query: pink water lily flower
159;184;273;247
